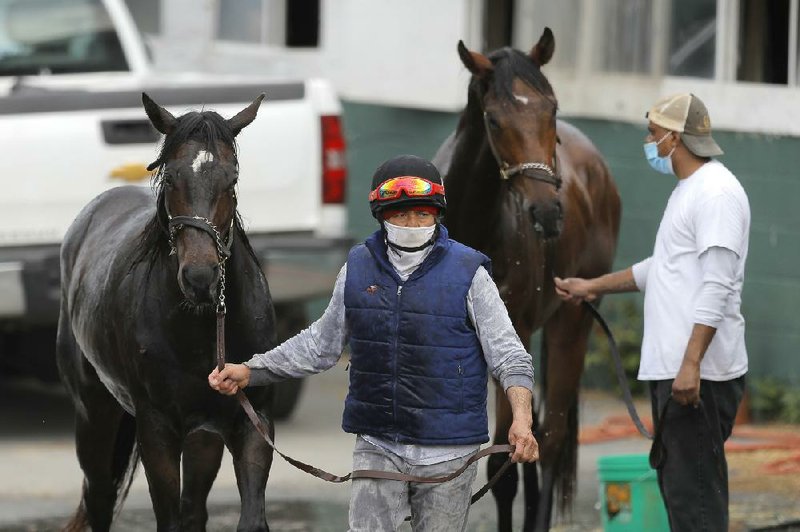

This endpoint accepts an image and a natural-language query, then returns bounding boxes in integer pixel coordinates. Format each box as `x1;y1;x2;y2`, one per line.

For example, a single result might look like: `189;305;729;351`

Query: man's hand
672;360;701;406
554;277;597;305
508;420;539;463
208;363;251;396
505;386;539;463
672;324;716;406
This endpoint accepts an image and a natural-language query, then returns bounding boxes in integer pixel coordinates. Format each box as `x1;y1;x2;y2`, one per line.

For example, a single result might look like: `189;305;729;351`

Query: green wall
340;101;800;383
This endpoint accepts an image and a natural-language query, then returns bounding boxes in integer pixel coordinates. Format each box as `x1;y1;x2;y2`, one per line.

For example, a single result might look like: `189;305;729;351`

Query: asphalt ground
1;363;798;531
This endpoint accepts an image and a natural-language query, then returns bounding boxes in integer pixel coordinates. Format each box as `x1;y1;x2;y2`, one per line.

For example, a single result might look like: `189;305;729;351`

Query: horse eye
486;114;500;130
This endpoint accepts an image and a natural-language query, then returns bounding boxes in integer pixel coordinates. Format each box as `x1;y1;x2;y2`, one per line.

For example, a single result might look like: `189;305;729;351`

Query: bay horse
57;93;277;531
433;28;621;531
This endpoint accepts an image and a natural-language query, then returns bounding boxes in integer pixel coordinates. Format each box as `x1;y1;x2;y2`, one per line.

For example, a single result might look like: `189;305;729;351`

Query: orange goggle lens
368;176;445;202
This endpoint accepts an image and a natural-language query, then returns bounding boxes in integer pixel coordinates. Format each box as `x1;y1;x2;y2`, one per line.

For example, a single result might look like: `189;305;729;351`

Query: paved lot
1;364;798;531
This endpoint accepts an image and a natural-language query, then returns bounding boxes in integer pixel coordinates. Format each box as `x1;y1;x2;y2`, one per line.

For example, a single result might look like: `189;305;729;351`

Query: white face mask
384;221;436;249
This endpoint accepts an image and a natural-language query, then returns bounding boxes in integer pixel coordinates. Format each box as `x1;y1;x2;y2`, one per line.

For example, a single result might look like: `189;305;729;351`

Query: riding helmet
368;155;447;219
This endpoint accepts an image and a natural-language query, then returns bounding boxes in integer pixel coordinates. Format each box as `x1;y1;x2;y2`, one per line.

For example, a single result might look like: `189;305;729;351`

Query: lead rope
219;322;515;491
583;301;652;439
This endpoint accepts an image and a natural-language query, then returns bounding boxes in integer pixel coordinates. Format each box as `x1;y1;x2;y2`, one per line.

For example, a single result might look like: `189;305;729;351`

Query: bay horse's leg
521;409;541;531
228;410;275;532
137;408;183;531
489;379;519;532
180;430;225;531
532;303;592;531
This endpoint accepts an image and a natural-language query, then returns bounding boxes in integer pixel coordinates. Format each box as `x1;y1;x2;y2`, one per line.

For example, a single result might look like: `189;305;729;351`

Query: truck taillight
321;115;347;204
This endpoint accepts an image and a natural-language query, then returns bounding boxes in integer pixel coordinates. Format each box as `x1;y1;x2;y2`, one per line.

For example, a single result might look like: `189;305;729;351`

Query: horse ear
227;93;266;137
529;27;555;67
142;92;177;135
458;40;493;77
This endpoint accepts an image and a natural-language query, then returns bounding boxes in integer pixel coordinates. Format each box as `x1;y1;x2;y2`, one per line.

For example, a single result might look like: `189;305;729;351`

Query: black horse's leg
533;304;591;531
180;430;225;532
489;380;519;532
228;410;274;532
58;313;137;532
137;408;183;532
71;382;131;532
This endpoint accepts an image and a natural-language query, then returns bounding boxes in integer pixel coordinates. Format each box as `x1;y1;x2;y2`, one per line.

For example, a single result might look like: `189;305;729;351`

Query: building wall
341;101;800;383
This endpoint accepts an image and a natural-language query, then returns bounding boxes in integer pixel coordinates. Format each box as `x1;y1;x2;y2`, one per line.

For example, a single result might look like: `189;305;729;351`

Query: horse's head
458;28;563;239
142;92;264;308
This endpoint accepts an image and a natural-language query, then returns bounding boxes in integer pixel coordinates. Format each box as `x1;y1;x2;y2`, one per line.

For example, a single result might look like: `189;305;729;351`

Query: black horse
434;29;621;531
57;93;277;531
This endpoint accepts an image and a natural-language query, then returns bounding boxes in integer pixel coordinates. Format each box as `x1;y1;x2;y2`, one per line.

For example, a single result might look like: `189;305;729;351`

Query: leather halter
483;111;562;189
164;193;235;314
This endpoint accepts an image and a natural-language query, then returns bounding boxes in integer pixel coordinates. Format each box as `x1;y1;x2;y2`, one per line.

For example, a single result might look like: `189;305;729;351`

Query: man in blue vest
209;154;538;531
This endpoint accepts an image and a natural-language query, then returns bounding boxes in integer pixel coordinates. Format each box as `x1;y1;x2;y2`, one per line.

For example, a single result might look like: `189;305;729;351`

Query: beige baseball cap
646;93;723;157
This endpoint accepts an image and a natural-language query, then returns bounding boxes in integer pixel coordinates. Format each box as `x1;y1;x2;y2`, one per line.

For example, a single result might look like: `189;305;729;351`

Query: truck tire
269;301;309;420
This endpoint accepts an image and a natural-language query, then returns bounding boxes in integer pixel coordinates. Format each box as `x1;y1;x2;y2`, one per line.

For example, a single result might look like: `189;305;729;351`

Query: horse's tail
62;413;139;532
62;506;88;532
111;412;141;515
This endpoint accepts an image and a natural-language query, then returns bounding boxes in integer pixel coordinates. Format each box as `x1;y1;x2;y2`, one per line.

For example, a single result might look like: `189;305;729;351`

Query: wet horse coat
434;29;621;531
57;94;277;531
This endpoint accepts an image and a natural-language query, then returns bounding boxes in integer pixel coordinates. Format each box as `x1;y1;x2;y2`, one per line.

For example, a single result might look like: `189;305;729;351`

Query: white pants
348;437;478;532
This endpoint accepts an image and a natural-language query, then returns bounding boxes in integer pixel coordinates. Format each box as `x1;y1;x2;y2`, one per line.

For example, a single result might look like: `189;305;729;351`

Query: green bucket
597;453;669;531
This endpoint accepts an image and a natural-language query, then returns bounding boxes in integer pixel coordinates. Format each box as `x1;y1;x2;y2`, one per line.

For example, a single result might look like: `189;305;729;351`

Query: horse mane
131;110;262;273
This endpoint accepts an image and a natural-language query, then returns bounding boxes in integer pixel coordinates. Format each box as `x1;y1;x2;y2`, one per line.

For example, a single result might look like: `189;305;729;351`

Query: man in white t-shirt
554;93;750;531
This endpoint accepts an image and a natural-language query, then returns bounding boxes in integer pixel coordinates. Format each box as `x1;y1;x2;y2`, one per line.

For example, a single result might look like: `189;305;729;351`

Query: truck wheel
269;301;309;420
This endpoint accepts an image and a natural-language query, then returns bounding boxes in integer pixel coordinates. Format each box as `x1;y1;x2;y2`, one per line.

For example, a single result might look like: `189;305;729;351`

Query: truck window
0;0;128;75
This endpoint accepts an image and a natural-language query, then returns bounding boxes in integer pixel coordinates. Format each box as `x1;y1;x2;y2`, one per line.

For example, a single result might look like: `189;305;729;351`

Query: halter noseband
483;111;562;189
165;197;235;314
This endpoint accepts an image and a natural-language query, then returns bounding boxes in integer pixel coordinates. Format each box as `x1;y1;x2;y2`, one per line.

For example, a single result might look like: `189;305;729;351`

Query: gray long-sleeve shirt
246;264;534;391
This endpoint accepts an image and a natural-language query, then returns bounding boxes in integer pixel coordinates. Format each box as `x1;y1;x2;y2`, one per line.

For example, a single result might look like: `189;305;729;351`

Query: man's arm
554;266;641;305
672;324;716;405
672;246;738;405
209;265;349;395
466;267;537;463
506;386;539;463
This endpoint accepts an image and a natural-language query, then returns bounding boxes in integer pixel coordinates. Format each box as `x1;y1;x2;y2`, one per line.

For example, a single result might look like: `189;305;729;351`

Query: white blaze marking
514;94;529;105
192;150;214;172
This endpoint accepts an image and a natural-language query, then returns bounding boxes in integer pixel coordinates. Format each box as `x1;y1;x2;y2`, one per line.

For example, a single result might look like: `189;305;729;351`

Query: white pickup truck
0;0;349;415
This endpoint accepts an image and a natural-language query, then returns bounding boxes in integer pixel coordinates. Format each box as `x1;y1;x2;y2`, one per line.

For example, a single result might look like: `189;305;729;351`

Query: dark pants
649;376;745;532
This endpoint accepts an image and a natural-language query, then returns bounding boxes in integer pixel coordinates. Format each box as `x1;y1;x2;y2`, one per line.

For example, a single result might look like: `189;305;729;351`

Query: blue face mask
643;132;675;175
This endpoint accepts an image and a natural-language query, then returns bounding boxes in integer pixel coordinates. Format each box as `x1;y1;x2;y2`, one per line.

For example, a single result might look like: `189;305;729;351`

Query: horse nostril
181;264;219;297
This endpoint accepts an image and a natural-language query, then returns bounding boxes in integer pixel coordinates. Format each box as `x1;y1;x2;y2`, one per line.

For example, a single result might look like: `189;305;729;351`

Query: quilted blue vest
342;225;492;445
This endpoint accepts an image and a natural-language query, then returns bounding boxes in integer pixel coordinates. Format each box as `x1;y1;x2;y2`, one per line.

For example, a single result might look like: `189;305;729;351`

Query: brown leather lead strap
216;312;226;372
351;444;514;483
236;389;353;482
236;387;515;488
217;312;518;494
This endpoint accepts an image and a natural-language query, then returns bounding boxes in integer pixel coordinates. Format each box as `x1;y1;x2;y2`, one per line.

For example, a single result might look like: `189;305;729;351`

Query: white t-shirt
632;160;750;381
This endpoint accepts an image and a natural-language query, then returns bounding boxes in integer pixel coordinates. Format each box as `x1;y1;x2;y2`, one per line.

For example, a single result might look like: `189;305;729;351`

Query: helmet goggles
368;176;445;202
